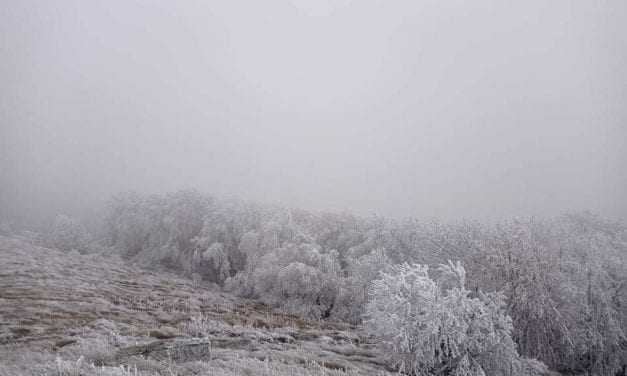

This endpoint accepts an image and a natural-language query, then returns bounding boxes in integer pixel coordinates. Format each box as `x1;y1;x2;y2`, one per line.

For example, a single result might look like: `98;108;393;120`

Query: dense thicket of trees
463;217;627;375
43;190;626;375
366;261;548;376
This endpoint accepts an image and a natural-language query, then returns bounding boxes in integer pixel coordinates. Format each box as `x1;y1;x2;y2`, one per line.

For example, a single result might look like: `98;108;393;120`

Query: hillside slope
0;235;391;375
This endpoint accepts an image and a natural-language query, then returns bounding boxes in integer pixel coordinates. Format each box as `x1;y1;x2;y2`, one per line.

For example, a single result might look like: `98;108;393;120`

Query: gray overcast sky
1;0;626;224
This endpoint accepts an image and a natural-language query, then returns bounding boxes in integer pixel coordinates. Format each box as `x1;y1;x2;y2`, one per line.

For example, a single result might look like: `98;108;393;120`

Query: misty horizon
2;0;626;227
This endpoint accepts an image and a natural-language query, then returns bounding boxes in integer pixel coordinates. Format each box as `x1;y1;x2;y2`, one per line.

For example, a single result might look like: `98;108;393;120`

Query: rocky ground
0;235;392;376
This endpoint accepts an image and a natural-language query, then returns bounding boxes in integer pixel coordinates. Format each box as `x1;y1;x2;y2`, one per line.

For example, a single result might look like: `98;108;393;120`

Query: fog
2;0;626;227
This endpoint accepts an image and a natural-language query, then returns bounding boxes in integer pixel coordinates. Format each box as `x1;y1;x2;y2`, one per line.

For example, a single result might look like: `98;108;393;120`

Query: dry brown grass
0;236;392;375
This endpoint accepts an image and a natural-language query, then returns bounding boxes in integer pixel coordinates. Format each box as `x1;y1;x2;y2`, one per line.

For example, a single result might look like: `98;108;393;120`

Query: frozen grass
189;356;392;376
181;313;226;338
0;236;392;375
0;346;392;376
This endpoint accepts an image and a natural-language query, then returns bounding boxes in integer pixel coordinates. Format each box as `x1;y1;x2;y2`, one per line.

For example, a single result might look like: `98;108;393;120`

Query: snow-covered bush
226;243;342;319
364;261;542;375
191;240;231;284
334;248;391;323
104;190;210;267
184;312;228;338
49;214;89;252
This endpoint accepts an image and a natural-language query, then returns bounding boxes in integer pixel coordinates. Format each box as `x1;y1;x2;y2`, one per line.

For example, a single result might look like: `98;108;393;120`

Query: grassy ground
0;235;392;376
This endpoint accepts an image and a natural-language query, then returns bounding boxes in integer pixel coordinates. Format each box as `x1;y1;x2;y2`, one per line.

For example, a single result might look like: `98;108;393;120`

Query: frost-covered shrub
226;243;341;319
364;261;543;375
184;312;228;338
104;190;210;267
333;248;391;323
49;214;89;252
191;240;231;284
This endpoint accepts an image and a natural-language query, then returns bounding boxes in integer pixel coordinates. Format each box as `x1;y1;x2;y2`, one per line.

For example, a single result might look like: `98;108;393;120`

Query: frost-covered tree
365;261;543;375
239;231;261;261
465;214;627;375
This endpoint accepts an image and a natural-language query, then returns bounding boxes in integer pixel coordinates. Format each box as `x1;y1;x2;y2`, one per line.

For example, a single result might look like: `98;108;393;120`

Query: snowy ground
0;235;392;375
